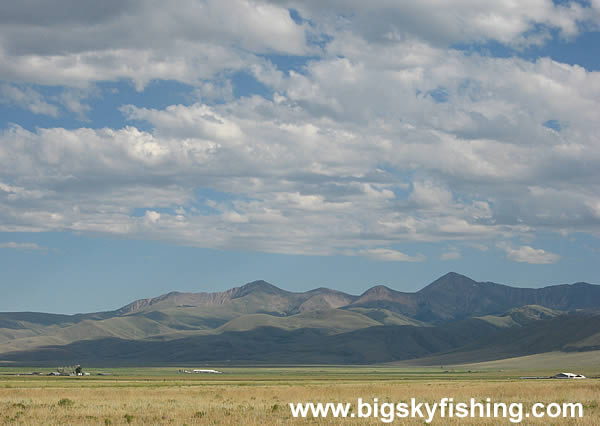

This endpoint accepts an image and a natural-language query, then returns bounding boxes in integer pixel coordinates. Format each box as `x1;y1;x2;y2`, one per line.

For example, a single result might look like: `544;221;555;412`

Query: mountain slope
0;319;498;364
402;312;600;365
2;273;600;364
216;309;381;334
477;305;564;328
414;272;600;321
341;272;600;322
4;312;598;365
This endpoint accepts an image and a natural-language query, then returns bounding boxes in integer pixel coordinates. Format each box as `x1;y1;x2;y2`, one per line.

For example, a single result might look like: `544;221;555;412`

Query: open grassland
1;364;599;425
393;350;600;373
444;350;600;373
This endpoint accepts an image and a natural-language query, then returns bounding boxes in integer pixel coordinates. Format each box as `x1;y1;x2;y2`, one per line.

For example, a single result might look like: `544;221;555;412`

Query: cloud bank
2;0;600;261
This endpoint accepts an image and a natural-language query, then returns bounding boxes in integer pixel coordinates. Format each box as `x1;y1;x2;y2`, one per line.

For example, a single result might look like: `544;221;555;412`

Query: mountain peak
360;285;396;297
353;285;414;307
441;271;472;281
418;272;478;294
232;280;286;297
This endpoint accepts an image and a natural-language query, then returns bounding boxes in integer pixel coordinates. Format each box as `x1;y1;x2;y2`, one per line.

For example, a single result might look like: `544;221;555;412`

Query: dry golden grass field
1;362;599;425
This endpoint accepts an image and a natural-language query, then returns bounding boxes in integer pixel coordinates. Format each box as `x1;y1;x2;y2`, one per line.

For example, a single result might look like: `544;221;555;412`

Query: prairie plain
1;357;599;425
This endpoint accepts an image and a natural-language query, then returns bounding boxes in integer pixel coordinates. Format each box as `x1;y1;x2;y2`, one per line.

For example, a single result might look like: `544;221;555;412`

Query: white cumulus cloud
358;248;425;262
497;242;560;264
441;249;462;261
0;1;599;262
0;242;45;250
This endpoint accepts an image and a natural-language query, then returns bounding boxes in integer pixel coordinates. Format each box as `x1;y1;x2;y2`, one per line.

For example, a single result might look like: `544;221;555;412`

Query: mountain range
1;272;599;365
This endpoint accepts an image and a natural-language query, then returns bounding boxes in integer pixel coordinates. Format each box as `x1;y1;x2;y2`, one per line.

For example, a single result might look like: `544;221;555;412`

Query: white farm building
553;372;586;379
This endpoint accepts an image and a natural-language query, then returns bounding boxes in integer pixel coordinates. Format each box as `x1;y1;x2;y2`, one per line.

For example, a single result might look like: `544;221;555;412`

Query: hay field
1;366;599;425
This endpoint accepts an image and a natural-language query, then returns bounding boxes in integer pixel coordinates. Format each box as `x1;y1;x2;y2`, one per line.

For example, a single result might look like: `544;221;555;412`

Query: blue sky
1;1;600;314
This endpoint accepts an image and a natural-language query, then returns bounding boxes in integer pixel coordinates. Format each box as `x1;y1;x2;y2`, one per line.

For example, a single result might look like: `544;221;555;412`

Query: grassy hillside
0;319;497;364
388;313;600;366
217;309;381;334
477;305;564;328
6;313;599;365
345;307;425;326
